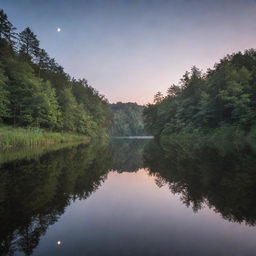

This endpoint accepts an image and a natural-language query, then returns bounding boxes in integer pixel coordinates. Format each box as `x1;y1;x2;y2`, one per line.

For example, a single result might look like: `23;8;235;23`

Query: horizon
1;0;256;104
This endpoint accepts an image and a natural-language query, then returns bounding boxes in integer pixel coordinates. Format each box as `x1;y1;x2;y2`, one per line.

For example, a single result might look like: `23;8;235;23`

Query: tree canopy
143;51;256;137
0;9;111;136
109;102;146;136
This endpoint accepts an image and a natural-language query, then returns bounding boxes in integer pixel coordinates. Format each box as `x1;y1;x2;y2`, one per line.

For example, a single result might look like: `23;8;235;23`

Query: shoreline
0;125;91;151
112;136;154;139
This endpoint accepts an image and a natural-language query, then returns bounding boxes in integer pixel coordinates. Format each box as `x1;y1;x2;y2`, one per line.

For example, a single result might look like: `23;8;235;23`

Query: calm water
1;138;256;255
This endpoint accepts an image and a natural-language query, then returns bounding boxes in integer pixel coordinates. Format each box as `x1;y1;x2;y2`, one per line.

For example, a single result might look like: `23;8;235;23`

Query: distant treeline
109;102;146;136
0;9;111;136
143;49;256;137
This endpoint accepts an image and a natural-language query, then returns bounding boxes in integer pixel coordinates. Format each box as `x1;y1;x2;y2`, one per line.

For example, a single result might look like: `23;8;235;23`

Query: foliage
0;66;9;120
0;9;111;138
143;51;256;137
109;102;146;136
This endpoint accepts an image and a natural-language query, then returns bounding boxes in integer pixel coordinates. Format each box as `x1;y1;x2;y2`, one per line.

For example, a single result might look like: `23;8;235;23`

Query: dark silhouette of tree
19;27;39;60
0;9;16;46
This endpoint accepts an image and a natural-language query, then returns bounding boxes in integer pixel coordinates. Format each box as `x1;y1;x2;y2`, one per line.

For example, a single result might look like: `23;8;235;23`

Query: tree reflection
144;139;256;225
109;139;147;172
2;137;256;255
0;142;112;256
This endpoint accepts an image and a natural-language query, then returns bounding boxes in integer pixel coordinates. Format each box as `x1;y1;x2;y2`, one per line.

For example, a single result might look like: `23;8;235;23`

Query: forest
2;7;256;144
109;102;146;136
0;9;111;139
143;50;256;139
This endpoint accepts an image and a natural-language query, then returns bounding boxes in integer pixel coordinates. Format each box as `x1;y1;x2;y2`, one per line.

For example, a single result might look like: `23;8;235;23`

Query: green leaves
144;50;256;136
110;103;145;136
0;8;111;137
0;67;10;120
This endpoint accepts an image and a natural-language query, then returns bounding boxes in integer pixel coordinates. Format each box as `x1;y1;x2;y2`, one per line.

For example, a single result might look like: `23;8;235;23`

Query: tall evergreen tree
19;27;39;60
0;9;16;46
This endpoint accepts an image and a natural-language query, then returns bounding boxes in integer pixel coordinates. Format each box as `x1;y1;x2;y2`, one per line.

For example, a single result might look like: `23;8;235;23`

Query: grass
0;125;91;150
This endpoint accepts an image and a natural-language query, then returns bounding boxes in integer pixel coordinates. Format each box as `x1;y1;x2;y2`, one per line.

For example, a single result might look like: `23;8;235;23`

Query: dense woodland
2;7;256;140
143;50;256;137
0;9;111;137
109;102;145;136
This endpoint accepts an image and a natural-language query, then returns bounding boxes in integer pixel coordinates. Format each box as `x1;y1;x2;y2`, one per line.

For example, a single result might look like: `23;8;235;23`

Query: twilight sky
1;0;256;104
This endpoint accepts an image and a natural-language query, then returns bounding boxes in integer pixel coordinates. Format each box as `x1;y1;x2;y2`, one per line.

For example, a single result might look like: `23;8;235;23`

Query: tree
0;9;16;46
59;88;80;132
0;66;10;121
38;49;50;70
34;80;62;129
154;91;164;104
167;84;181;98
0;9;8;39
5;59;61;128
19;27;39;60
144;50;256;136
0;9;111;136
109;102;146;136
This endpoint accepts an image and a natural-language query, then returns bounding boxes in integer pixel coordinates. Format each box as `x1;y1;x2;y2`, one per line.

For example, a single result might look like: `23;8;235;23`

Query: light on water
1;138;256;256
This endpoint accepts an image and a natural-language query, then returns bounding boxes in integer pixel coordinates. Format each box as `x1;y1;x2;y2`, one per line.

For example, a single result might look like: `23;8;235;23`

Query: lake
1;138;256;255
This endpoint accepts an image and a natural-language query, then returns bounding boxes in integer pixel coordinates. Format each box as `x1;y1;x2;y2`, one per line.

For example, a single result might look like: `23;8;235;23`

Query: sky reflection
34;169;256;256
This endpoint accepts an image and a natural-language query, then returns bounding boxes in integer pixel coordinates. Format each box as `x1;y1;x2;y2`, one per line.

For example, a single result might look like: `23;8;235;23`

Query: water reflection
0;138;256;255
144;139;256;226
0;142;112;255
109;138;147;172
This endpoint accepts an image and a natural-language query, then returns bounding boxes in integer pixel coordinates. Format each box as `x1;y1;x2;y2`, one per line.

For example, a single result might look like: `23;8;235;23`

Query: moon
57;27;61;32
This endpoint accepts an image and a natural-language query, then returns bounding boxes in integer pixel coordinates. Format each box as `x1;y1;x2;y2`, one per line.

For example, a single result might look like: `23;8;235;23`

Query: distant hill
109;102;147;136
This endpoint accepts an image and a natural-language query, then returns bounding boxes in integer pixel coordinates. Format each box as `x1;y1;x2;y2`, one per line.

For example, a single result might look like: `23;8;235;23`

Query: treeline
0;9;111;136
109;102;146;136
143;50;256;137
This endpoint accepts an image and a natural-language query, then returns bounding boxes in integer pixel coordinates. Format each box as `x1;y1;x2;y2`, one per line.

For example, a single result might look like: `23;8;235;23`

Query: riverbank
0;125;91;150
160;125;256;152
